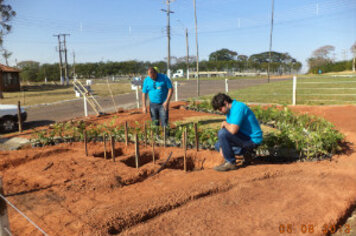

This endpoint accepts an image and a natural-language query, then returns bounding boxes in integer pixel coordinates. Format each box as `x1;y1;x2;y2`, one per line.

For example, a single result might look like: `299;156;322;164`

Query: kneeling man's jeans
150;102;168;127
215;128;257;164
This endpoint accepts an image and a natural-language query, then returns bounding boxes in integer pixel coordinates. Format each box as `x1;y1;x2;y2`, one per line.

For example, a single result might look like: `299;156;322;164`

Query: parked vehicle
172;69;184;78
0;104;27;132
131;77;142;90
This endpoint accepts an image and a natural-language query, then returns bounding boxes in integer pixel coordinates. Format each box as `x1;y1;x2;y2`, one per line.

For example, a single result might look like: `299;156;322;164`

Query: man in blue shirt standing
142;67;173;127
211;93;263;171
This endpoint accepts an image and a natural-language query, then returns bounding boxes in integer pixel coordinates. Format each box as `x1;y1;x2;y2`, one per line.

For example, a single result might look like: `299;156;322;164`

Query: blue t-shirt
142;73;173;104
226;100;263;144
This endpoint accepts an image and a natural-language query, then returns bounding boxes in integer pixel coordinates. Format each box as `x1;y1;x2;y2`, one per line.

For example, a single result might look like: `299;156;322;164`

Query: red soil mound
0;104;355;235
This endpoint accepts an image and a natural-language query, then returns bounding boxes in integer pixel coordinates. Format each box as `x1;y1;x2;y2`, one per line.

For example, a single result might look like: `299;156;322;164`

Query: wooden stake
151;129;155;164
84;130;88;156
17;101;23;133
135;133;140;169
194;123;199;152
0;177;11;236
144;122;147;148
103;135;107;159
183;127;187;172
163;126;166;148
111;136;115;162
124;121;128;146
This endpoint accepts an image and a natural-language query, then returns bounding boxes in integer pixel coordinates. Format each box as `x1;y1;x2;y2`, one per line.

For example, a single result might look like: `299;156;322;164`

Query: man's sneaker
213;162;237;172
242;149;256;166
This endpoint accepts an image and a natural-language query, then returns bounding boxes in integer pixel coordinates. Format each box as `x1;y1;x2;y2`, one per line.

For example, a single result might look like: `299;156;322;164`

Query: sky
3;0;356;72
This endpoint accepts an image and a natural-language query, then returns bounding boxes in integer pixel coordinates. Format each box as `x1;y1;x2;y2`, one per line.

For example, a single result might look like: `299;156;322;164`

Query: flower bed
185;99;344;161
30;101;344;162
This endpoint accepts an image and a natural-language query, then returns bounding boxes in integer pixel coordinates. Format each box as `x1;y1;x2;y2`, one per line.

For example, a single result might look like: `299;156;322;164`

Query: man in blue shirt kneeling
142;67;173;128
211;93;263;172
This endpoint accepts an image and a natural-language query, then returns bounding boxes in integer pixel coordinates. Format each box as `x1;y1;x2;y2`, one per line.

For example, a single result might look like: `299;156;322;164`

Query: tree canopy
307;45;336;72
17;49;302;82
0;0;15;46
209;48;237;61
249;51;297;64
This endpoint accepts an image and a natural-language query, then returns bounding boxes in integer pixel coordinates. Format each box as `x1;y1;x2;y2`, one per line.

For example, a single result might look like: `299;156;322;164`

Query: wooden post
183;127;187;172
135;133;140;169
144;123;147;148
103;135;107;159
124;121;128;146
17;101;23;133
163;126;166;148
0;177;10;236
194;123;199;152
111;136;115;162
151;129;155;164
84;130;88;156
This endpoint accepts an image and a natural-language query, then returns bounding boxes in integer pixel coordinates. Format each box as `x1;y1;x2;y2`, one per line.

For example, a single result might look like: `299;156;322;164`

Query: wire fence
0;178;49;236
293;77;356;105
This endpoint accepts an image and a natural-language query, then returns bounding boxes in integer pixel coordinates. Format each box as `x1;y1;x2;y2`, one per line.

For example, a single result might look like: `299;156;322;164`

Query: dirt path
121;106;356;236
0;104;355;236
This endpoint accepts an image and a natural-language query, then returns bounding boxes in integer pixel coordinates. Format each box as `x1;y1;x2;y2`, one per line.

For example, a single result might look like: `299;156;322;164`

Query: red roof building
0;64;21;92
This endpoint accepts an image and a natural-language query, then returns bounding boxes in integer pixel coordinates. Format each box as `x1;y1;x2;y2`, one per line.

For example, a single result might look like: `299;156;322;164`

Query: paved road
25;78;290;126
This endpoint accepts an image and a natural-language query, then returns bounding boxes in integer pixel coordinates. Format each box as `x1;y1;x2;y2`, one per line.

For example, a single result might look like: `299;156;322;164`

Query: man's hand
163;101;169;111
221;121;239;135
142;106;147;114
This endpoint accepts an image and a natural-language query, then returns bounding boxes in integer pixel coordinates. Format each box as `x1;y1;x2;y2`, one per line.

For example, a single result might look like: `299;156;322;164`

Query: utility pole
53;34;64;85
341;49;348;61
267;0;274;83
185;28;190;80
193;0;200;96
161;0;174;79
61;33;70;85
72;51;76;81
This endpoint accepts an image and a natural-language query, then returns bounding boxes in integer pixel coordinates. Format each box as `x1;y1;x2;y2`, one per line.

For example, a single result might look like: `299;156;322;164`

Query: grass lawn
199;75;356;105
0;82;132;106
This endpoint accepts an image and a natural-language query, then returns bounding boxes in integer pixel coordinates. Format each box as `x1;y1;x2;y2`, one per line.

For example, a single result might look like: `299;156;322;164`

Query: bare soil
1;103;356;236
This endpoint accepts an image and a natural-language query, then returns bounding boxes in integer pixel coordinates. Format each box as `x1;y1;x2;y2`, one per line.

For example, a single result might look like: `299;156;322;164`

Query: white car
0;104;27;132
172;69;184;78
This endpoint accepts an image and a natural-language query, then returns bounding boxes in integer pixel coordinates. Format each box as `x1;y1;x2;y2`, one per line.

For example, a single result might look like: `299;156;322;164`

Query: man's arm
142;92;147;113
221;121;239;135
163;88;173;110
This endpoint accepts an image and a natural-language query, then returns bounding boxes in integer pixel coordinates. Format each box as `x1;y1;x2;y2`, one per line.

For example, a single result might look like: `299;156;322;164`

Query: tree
249;51;294;63
248;51;301;73
312;45;335;60
307;45;335;72
17;61;40;82
237;55;248;61
351;41;356;72
2;48;11;65
209;48;237;61
0;0;15;98
0;0;16;46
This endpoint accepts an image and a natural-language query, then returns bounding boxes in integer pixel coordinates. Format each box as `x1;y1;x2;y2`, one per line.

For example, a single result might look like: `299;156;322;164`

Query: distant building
0;64;21;92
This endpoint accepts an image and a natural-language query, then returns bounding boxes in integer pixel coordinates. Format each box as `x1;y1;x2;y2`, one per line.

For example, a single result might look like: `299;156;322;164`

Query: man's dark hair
211;93;233;110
